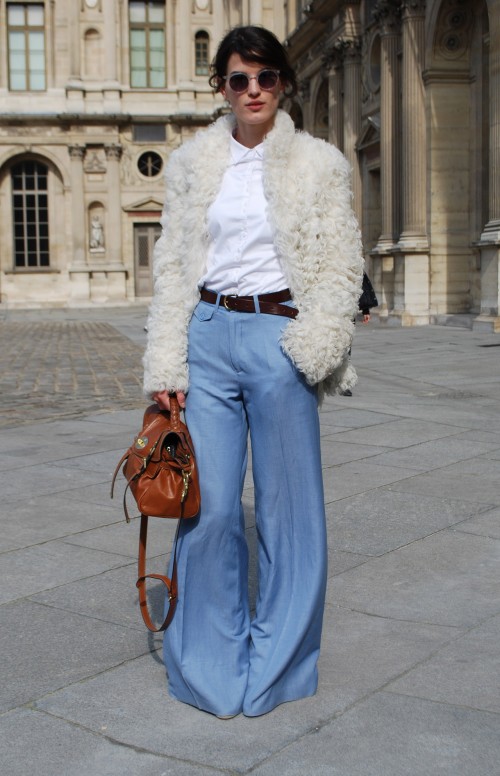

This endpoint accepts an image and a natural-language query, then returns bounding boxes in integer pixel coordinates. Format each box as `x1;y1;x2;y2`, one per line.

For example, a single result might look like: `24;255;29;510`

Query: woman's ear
217;76;226;99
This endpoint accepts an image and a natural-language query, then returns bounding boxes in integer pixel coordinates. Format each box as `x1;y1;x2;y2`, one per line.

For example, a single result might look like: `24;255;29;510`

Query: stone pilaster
374;0;401;251
398;0;427;248
340;38;363;223
395;0;430;325
325;48;344;151
104;144;124;267
68;146;86;268
69;0;80;79
103;0;117;82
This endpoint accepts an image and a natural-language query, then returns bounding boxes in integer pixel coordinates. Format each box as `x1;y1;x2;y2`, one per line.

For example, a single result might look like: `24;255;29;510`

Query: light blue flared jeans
163;297;327;717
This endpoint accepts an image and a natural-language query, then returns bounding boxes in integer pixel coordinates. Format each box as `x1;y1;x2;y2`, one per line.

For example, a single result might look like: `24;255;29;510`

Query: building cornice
422;69;473;85
0;112;216;127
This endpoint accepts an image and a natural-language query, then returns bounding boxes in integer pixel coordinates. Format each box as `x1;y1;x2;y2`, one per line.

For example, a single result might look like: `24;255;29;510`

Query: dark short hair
209;25;298;98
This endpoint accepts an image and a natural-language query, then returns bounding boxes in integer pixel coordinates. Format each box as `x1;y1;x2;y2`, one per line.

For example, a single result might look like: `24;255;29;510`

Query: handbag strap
169;394;181;431
135;512;182;632
110;450;129;501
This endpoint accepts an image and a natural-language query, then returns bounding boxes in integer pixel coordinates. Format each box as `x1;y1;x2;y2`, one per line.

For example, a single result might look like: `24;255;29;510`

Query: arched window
195;31;209;76
11;160;50;268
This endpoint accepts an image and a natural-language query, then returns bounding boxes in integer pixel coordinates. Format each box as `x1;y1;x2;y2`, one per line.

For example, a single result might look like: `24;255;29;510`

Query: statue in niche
89;215;105;250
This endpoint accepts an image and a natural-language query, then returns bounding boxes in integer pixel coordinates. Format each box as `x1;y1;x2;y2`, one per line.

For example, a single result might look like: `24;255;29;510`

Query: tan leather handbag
111;396;200;632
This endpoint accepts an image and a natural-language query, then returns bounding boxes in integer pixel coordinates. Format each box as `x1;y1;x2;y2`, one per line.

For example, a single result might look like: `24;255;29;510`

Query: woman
359;272;378;323
143;25;363;718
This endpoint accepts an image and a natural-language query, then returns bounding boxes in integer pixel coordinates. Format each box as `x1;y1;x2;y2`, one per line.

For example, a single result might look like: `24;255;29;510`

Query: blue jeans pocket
192;302;215;322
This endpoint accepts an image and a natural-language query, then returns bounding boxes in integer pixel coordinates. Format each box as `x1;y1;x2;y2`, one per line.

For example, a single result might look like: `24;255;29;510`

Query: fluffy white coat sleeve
142;148;194;398
277;138;364;394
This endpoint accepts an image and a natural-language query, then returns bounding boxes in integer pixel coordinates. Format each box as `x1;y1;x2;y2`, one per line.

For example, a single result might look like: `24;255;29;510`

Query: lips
246;102;265;109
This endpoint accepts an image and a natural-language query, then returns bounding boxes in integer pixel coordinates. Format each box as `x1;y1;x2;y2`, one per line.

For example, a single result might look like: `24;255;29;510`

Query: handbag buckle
181;470;190;502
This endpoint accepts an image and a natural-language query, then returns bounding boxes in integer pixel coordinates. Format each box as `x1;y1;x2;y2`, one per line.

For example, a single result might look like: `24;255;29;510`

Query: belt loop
215;292;222;311
253;294;261;314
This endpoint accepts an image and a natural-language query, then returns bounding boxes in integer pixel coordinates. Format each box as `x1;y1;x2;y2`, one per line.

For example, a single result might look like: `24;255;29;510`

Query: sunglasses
223;69;281;93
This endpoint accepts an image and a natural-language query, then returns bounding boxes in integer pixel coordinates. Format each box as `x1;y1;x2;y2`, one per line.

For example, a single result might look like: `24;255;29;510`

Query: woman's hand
152;390;186;410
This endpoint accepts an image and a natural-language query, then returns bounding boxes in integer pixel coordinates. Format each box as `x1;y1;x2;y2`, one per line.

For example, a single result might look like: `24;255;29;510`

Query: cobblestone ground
0;320;145;428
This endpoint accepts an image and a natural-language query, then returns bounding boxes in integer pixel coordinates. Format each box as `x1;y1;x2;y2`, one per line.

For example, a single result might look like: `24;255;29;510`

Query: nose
247;75;261;96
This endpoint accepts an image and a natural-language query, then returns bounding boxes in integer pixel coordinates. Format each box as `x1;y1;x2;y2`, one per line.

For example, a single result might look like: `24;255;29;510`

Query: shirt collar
230;135;264;164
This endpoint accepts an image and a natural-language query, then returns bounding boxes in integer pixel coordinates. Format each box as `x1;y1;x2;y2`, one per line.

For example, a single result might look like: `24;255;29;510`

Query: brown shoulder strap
135;514;181;632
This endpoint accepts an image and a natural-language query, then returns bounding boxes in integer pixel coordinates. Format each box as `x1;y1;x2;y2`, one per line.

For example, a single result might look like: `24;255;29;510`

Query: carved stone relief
434;0;474;60
401;0;426;19
84;149;106;173
374;0;401;35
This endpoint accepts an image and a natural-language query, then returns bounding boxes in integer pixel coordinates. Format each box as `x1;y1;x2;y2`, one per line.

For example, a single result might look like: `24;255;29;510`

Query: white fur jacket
143;110;364;399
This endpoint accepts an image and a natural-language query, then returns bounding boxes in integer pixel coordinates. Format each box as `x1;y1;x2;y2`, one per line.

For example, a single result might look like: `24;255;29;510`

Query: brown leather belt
199;288;298;319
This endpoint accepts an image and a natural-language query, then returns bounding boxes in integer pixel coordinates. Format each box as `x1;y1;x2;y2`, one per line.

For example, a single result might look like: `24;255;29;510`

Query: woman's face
220;53;284;138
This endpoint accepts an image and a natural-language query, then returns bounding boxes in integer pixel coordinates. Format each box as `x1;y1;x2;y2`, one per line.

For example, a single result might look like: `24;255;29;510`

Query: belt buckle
223;294;238;311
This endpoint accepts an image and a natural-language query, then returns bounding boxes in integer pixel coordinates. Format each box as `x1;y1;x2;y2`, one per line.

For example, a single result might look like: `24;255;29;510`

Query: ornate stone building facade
0;0;285;307
2;0;499;329
284;0;500;330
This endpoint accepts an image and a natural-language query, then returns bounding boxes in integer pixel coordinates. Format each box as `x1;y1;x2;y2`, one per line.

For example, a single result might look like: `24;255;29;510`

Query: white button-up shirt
199;136;288;296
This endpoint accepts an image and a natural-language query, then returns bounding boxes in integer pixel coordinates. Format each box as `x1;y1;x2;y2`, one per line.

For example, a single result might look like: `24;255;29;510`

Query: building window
133;124;166;142
129;1;166;88
11;160;50;268
137;151;163;177
195;31;209;76
7;3;46;91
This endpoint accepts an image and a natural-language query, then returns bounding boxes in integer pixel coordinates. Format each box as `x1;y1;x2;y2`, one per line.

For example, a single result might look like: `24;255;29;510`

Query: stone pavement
1;307;500;776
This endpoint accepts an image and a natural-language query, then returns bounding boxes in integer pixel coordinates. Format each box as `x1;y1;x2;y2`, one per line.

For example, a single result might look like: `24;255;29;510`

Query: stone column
374;0;401;250
395;0;429;324
68;145;86;267
104;144;123;267
341;38;363;222
326;50;343;151
398;0;427;247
